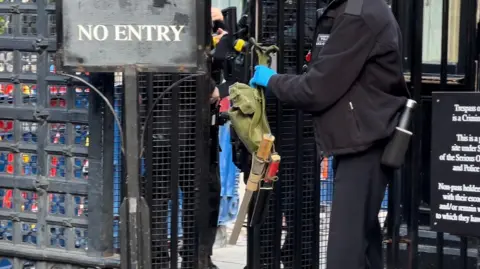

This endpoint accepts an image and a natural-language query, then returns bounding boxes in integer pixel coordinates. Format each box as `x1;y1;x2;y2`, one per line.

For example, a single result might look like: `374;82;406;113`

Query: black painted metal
249;0;321;268
138;72;211;269
248;0;480;268
392;0;479;268
0;0;118;267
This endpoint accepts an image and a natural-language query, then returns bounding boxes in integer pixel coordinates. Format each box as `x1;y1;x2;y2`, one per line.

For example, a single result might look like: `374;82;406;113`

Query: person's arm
208;78;222;104
267;15;378;112
217;81;234;99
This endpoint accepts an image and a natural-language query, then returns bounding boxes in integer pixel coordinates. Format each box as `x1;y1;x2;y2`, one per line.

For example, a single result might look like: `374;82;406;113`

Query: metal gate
248;0;480;268
390;0;479;268
247;1;324;268
139;73;211;269
0;0;119;267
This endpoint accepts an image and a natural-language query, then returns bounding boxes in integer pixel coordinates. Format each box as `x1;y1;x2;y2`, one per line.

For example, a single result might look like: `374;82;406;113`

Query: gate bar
101;74;115;256
407;0;424;268
435;0;450;266
0;243;120;268
462;0;478;88
273;0;285;268
120;66;152;269
247;1;261;268
170;73;180;269
312;0;322;265
88;74;115;256
459;237;468;268
294;0;306;267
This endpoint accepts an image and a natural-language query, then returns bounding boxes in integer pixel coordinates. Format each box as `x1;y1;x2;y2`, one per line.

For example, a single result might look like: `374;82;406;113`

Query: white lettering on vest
316;34;329;46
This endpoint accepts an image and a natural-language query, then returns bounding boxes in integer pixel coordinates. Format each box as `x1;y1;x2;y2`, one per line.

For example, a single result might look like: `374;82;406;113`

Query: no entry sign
57;0;207;72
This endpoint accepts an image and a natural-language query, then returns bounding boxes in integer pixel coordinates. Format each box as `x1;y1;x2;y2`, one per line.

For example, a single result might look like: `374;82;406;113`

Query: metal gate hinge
9;5;20;14
65;77;74;85
9;75;19;84
4;143;19;153
62;219;73;228
62;145;74;157
33;37;48;52
33;109;49;121
9;213;19;222
34;177;49;191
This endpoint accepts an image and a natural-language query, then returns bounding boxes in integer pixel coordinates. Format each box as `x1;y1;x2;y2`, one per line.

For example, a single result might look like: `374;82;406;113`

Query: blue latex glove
249;65;277;88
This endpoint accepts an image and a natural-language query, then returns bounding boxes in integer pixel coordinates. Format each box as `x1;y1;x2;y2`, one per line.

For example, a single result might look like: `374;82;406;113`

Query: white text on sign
77;25;185;42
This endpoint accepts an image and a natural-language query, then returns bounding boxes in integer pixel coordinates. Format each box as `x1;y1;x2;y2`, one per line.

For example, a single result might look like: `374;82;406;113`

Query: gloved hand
249;65;277;88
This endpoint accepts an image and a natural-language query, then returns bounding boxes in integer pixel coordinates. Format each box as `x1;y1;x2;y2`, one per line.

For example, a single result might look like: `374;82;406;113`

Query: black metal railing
247;0;322;268
388;0;479;268
0;0;118;267
139;73;211;269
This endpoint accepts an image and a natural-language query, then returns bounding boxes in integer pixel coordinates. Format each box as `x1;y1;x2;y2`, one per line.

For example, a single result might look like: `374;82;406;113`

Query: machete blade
229;190;253;245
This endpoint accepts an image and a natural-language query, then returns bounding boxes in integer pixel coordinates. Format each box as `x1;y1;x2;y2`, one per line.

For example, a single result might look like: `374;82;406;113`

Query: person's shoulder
359;0;397;36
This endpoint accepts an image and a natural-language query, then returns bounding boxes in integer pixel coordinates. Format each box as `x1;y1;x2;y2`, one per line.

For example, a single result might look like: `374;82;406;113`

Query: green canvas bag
227;44;278;153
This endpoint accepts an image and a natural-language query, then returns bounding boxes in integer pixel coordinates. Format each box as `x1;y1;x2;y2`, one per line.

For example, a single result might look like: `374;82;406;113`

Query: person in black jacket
249;0;408;268
194;7;238;269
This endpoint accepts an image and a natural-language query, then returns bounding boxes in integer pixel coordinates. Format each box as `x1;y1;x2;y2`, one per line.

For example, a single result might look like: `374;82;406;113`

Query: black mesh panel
138;73;200;269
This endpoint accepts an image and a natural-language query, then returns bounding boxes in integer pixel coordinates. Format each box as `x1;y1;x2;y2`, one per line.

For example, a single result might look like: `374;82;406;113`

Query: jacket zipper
349;102;361;132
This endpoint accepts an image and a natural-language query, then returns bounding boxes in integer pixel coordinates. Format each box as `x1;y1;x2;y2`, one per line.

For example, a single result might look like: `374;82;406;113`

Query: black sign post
56;0;208;268
431;92;480;236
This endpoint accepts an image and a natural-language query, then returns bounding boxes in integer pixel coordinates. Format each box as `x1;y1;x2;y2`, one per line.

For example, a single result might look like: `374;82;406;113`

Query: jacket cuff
266;74;280;96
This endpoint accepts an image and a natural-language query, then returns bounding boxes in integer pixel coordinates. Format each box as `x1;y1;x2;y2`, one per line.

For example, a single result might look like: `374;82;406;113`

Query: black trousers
327;145;392;269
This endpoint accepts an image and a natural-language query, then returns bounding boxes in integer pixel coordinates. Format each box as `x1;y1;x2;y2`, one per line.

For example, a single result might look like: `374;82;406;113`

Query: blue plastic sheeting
218;123;240;225
320;157;389;209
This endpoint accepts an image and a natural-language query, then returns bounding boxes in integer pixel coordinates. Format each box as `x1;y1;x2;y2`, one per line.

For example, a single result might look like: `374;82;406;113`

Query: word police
77;25;185;42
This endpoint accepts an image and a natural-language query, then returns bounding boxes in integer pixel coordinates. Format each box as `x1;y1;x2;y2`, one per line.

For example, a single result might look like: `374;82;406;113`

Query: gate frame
389;0;479;268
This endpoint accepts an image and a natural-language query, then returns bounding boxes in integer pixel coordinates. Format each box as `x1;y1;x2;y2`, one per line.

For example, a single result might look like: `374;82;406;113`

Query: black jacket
209;17;237;98
267;0;408;156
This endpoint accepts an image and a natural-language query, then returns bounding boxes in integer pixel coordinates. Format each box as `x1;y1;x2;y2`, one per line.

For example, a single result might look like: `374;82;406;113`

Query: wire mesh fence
255;1;389;268
251;0;323;268
137;73;209;269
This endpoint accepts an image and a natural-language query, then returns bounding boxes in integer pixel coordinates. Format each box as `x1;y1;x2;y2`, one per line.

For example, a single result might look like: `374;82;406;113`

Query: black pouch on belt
381;99;417;169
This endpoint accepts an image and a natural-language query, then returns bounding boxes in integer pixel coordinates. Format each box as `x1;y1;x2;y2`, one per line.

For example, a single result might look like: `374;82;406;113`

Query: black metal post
387;168;402;269
386;182;394;269
436;0;449;266
170;73;180;269
407;0;424;268
274;0;285;268
102;74;115;256
459;237;468;269
247;1;261;268
88;73;115;257
294;0;306;268
120;66;151;269
312;2;322;268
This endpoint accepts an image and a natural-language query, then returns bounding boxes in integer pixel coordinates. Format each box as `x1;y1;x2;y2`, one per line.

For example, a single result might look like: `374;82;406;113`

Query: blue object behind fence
113;85;122;251
320;157;389;209
161;121;241;237
218;123;239;225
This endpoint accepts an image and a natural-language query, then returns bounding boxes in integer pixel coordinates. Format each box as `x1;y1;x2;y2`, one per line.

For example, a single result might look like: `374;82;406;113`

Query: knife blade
228;134;275;245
